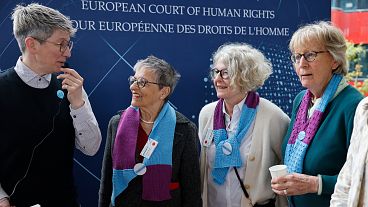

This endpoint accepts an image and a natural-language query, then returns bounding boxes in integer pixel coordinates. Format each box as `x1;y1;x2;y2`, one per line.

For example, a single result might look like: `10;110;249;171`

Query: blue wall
0;0;331;206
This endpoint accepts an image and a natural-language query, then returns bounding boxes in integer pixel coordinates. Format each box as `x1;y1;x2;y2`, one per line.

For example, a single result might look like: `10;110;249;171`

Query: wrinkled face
130;68;164;109
212;61;243;102
33;29;72;73
292;40;339;95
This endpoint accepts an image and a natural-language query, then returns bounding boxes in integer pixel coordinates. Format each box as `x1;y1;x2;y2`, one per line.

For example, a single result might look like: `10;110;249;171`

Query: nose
296;55;309;67
213;71;222;80
130;80;139;90
213;73;223;86
62;47;72;58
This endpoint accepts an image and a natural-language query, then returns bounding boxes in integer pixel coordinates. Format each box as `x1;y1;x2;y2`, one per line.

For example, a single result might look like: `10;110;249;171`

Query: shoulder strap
234;167;249;198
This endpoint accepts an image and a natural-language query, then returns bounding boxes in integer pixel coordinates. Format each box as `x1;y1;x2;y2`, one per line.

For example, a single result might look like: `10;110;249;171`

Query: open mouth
216;85;227;89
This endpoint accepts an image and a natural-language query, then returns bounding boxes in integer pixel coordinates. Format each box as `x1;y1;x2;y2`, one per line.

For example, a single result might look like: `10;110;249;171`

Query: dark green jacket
282;85;363;207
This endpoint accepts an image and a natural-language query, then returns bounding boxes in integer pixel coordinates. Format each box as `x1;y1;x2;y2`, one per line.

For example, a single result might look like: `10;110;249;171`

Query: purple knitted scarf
285;74;342;173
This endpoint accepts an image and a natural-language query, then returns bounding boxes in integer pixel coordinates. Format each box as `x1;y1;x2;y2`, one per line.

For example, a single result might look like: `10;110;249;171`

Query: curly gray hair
212;42;272;92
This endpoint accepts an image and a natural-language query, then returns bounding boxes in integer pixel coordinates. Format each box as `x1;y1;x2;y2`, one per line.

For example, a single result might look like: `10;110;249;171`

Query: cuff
317;174;322;195
69;102;91;124
0;185;8;200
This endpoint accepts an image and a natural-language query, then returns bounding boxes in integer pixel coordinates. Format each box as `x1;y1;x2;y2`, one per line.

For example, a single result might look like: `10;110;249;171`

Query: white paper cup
269;165;288;179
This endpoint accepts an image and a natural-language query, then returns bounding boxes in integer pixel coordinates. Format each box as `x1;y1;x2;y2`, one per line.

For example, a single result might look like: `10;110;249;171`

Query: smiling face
212;61;245;106
293;40;339;98
130;68;165;112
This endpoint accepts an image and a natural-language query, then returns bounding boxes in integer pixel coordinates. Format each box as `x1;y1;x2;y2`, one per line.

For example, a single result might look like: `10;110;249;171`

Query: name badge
140;138;158;159
202;129;213;147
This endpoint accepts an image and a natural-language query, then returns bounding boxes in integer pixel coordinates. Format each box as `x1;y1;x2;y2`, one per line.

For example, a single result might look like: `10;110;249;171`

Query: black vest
0;68;77;206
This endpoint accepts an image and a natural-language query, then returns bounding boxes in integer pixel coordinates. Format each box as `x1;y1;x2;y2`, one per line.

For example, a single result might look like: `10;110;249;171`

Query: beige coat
331;97;368;207
199;98;290;207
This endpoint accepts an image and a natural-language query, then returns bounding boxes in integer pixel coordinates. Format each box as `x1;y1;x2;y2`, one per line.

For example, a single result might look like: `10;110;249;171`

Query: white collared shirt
207;96;255;207
0;59;102;200
13;57;102;155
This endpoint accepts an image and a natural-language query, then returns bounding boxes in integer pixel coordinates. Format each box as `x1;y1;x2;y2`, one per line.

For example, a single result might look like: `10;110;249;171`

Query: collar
222;95;247;118
309;76;348;117
14;57;52;88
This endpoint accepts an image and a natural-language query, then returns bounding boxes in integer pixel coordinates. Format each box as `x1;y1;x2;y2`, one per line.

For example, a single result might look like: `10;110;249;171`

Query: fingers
59;67;83;80
271;173;318;196
56;67;85;109
0;198;11;207
272;187;289;196
57;68;84;90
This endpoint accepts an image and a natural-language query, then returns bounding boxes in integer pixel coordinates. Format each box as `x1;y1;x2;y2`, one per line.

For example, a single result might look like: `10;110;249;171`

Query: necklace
140;117;154;124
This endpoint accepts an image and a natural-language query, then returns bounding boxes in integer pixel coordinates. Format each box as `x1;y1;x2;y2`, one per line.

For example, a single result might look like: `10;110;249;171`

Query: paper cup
269;165;288;179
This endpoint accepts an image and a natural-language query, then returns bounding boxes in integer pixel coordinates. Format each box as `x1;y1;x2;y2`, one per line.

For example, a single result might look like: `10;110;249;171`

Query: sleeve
330;99;365;206
0;184;8;200
71;88;102;156
198;104;212;145
98;117;115;207
198;107;206;145
269;108;290;162
180;122;203;207
321;97;361;195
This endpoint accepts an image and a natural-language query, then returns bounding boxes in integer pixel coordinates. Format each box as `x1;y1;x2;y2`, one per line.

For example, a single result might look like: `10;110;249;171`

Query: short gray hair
134;55;181;101
12;3;76;53
289;21;347;75
212;42;272;92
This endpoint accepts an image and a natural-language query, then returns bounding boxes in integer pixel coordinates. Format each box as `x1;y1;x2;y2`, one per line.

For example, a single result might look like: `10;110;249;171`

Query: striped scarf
111;103;176;205
212;91;259;184
285;74;343;173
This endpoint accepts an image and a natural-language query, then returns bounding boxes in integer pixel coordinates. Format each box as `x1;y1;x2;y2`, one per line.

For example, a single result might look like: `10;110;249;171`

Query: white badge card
140;138;159;159
202;129;214;147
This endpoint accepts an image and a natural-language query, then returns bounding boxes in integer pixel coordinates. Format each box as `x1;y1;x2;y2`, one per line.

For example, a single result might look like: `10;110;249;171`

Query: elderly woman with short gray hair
198;43;290;207
99;55;202;207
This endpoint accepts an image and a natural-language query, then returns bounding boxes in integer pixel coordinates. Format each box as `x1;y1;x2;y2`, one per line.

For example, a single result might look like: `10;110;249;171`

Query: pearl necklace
140;117;154;124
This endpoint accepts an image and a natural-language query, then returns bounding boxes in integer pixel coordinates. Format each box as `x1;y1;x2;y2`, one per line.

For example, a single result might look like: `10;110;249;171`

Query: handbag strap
234;167;250;198
234;168;276;207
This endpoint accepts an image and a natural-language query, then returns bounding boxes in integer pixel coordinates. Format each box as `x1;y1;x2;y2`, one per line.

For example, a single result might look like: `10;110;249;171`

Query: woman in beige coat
198;42;289;207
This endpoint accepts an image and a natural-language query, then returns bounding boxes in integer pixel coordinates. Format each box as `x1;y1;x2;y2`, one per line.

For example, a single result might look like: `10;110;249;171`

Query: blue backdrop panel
0;0;331;206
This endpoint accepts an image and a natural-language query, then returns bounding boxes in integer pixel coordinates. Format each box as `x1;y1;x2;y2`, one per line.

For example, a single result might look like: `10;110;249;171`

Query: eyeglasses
210;68;229;79
290;51;328;64
128;76;162;88
32;37;73;53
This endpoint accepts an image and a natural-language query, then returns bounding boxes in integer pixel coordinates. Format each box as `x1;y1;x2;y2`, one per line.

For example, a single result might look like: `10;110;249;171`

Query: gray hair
134;55;181;101
212;42;272;92
12;3;76;53
289;21;347;75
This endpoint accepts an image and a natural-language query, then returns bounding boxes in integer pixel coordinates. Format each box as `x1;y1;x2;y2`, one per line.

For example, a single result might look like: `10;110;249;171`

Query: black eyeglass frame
128;76;163;88
210;68;230;79
31;36;73;53
290;51;329;64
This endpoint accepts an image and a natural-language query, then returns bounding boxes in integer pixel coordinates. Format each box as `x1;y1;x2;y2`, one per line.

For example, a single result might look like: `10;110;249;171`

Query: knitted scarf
111;103;176;205
212;91;259;184
284;74;343;173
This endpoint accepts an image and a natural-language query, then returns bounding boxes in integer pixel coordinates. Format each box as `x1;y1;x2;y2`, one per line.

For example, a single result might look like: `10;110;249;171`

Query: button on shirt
0;57;102;200
207;97;255;207
13;57;102;155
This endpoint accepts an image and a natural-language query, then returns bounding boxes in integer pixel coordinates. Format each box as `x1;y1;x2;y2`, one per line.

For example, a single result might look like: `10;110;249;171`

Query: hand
0;197;11;207
271;173;319;196
57;67;85;109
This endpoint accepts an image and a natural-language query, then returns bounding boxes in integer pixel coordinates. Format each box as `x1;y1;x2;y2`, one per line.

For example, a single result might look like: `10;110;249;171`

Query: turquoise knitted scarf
284;74;343;173
111;102;176;205
212;91;259;184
